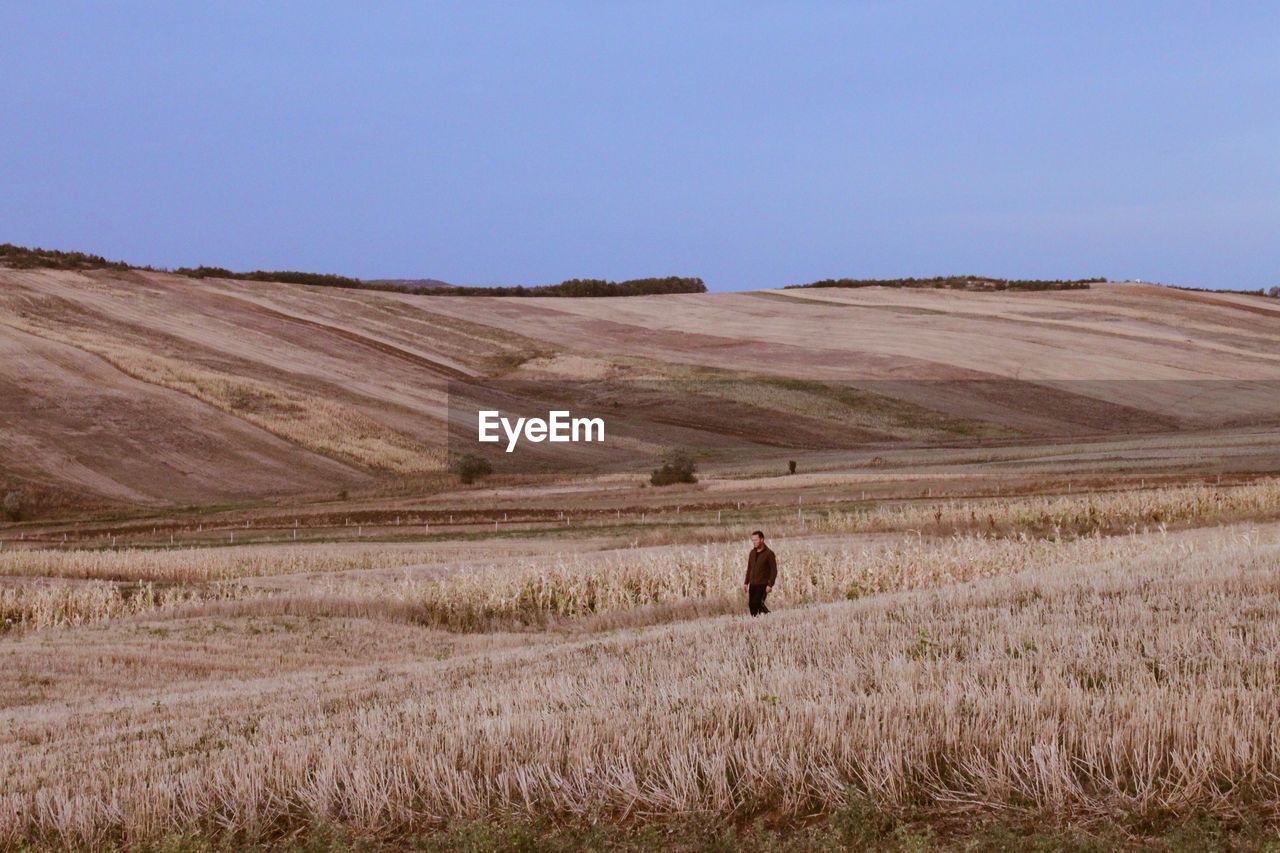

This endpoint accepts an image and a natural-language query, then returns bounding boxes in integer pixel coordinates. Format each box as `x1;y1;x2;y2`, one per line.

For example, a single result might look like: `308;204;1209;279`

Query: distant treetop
435;277;706;297
0;243;140;271
173;265;365;289
0;243;705;298
784;275;1106;292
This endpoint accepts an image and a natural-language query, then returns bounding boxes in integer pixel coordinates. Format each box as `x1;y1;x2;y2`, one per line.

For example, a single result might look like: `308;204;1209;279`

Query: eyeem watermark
478;410;605;452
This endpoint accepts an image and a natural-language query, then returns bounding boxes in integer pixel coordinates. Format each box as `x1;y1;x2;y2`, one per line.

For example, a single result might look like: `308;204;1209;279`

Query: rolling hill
2;265;1279;514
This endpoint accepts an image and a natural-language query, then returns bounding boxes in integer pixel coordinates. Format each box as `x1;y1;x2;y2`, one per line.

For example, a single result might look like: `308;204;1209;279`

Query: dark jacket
745;545;777;586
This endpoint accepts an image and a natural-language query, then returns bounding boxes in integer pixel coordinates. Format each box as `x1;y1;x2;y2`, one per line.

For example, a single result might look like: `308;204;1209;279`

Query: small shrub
650;451;697;486
788;460;797;475
2;490;22;521
454;454;493;485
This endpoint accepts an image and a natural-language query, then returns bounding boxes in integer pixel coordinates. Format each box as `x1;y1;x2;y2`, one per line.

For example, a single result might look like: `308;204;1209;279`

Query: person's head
750;530;765;549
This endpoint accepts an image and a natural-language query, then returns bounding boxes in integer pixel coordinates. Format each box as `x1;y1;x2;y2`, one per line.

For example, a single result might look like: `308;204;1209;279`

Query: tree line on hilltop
436;277;706;297
785;275;1105;292
0;243;139;272
0;244;704;297
10;244;1278;300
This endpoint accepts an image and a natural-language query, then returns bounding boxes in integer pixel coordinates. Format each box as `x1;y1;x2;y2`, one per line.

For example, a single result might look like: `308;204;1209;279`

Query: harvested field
2;520;1277;848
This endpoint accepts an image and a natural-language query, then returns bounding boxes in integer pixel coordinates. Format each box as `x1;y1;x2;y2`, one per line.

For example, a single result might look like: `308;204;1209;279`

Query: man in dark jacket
743;530;777;616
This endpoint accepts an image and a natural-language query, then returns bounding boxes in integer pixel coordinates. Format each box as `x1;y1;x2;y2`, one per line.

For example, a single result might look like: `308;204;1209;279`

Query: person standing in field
743;530;777;616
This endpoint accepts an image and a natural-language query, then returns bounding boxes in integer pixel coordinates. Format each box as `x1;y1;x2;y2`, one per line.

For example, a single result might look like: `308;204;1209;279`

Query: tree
454;454;493;485
650;450;698;486
1268;286;1280;299
788;460;797;475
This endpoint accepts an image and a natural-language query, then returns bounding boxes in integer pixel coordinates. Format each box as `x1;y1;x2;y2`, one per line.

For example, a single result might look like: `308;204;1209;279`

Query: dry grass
5;479;1279;633
798;476;1280;538
0;580;251;631
0;526;1182;633
4;480;1279;845
0;543;448;583
2;527;1276;848
0;533;1041;631
326;530;1152;631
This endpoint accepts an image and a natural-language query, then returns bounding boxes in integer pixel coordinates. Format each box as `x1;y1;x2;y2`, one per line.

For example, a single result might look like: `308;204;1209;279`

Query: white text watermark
477;410;606;452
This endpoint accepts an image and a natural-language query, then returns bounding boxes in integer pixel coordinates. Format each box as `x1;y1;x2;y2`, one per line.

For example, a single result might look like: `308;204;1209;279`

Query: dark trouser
748;584;770;616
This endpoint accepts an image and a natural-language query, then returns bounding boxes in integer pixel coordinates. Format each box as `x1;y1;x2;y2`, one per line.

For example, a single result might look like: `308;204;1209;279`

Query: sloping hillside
2;267;1278;511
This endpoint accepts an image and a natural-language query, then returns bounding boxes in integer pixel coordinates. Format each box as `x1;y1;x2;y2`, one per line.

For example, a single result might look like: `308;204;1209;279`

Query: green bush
650;451;698;486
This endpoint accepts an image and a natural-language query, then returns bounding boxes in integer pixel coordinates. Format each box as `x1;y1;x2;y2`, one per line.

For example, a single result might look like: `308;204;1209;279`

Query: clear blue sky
2;2;1276;291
